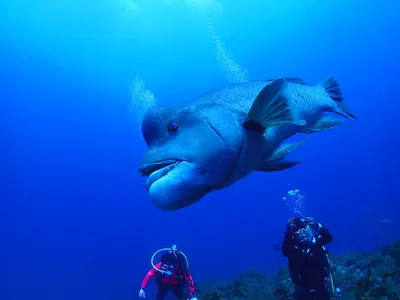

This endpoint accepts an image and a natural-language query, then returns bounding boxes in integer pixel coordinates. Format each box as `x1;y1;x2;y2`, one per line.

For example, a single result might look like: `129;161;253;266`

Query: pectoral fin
243;78;305;134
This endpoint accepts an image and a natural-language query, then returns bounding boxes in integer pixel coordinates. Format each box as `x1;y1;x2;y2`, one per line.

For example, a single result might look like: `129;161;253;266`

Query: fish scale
197;80;335;123
286;83;332;119
196;81;270;113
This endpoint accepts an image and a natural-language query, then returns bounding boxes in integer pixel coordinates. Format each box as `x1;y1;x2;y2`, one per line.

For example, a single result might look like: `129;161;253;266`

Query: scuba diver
138;245;198;300
281;215;334;300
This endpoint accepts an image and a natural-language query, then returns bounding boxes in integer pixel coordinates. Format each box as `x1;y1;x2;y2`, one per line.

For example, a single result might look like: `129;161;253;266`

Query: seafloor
196;240;400;300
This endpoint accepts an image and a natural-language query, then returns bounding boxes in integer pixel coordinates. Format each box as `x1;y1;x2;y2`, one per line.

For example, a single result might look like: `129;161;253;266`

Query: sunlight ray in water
120;0;140;12
165;0;223;13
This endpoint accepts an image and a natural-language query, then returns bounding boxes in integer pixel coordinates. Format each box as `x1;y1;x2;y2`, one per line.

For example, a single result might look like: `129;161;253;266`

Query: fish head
139;103;242;211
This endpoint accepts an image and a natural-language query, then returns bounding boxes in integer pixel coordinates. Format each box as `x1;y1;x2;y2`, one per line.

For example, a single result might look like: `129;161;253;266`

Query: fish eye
167;122;179;131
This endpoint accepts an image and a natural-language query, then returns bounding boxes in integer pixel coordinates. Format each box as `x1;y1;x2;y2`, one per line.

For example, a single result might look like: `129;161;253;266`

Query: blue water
1;0;399;299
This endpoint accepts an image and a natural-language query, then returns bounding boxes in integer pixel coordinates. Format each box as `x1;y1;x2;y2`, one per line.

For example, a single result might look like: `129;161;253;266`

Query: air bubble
283;188;306;215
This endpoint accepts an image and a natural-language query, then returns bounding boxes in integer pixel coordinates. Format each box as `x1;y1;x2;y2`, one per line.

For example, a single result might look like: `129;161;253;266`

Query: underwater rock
197;239;400;300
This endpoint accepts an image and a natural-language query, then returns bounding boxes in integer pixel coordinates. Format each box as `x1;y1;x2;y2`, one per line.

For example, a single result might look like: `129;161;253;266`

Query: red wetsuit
140;261;196;299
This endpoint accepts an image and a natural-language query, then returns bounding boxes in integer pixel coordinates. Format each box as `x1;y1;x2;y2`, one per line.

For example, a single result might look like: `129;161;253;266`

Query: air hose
151;245;189;274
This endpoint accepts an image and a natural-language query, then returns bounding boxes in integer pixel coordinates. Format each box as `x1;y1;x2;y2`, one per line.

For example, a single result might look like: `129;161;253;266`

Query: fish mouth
139;159;181;188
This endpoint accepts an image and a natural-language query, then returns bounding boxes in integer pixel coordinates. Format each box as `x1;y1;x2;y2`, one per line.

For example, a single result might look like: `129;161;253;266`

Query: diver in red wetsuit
138;245;197;300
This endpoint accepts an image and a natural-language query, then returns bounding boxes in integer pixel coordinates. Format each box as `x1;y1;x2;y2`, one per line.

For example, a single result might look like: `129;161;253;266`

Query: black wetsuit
282;218;333;300
155;279;186;300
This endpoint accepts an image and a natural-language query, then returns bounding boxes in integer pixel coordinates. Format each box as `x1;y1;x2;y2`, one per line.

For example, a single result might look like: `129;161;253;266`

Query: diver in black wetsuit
281;216;333;300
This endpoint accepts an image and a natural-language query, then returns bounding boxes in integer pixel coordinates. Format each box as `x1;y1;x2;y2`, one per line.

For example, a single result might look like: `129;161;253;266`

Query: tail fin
320;77;356;120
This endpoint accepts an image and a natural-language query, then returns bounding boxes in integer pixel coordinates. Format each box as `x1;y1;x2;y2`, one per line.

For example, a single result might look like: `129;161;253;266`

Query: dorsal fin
284;77;307;85
253;77;307;85
230;81;248;85
251;79;274;83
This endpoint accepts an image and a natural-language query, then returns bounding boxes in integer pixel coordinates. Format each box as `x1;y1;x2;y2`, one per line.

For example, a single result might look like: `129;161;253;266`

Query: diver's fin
243;78;304;133
260;77;307;85
256;159;301;172
301;116;344;133
269;138;309;161
320;77;356;120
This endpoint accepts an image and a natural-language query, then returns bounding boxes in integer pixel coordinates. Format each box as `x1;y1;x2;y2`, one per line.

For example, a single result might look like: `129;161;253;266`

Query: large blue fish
138;77;356;211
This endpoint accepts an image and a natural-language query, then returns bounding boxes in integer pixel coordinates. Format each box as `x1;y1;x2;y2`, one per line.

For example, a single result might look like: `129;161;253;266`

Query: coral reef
196;240;400;300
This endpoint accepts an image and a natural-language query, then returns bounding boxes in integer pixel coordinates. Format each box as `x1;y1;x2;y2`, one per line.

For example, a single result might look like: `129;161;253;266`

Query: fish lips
138;159;182;189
